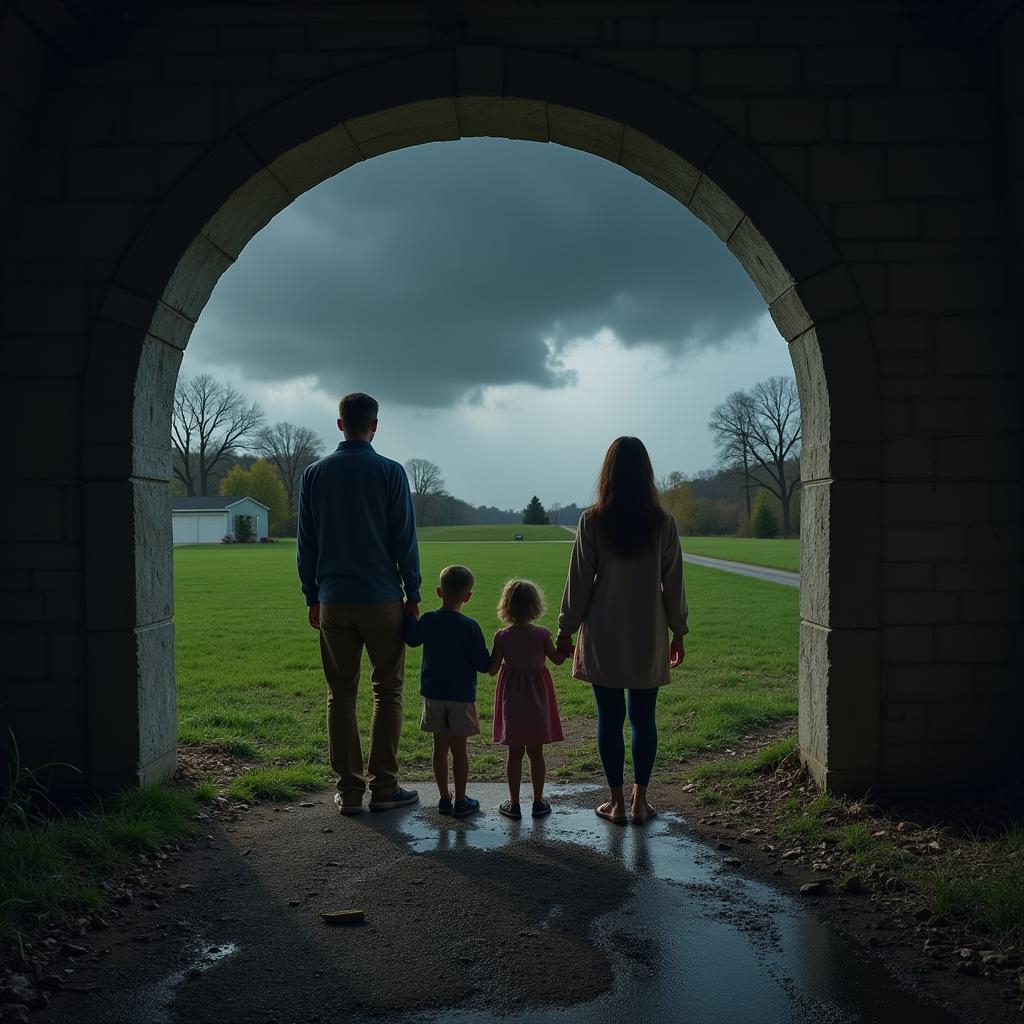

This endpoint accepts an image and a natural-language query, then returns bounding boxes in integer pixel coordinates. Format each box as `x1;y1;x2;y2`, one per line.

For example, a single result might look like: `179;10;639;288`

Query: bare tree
708;390;757;524
405;458;446;525
171;374;265;496
709;376;801;535
253;422;324;512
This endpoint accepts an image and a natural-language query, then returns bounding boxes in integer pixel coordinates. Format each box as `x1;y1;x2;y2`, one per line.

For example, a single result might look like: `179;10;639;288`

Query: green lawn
681;536;800;573
417;524;572;542
175;540;798;793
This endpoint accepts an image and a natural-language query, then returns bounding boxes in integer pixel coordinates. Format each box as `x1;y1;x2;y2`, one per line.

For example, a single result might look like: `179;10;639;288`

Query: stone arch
82;50;880;793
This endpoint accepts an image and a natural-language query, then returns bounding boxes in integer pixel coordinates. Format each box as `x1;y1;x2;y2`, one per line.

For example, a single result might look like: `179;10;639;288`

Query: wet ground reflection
388;784;956;1024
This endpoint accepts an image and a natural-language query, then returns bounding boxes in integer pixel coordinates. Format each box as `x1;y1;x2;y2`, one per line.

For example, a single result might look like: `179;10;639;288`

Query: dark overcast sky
184;137;792;509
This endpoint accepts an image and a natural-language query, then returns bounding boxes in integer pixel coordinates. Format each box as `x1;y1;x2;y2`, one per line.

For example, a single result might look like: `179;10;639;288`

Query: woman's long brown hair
591;436;663;557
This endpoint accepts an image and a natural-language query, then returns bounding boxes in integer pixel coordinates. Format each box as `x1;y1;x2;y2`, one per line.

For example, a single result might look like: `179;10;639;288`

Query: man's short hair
338;392;379;433
439;564;474;597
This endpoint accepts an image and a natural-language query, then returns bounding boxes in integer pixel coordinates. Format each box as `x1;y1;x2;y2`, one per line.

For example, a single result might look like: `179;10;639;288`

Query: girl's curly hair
496;578;545;625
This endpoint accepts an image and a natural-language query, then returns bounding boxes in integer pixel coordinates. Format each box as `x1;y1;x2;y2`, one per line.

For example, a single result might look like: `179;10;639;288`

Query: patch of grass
682;536;800;573
775;793;845;845
0;785;201;948
914;827;1024;946
226;765;328;803
193;782;218;802
175;539;798;786
417;525;572;542
692;737;797;782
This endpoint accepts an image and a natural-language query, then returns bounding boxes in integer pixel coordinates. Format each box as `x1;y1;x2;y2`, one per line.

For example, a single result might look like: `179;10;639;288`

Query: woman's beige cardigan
557;509;688;690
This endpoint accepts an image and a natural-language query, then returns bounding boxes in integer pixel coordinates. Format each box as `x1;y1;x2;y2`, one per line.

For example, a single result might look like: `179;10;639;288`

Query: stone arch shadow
82;49;881;794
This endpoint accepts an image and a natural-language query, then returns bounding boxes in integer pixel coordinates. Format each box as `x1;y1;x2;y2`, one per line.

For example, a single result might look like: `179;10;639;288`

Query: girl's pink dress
492;625;564;746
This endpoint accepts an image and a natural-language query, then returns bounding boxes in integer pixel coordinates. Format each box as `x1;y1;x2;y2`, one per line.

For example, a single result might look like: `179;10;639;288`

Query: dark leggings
591;685;659;788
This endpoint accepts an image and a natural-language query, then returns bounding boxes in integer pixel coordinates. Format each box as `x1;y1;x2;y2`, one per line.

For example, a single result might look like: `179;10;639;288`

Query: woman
556;437;688;825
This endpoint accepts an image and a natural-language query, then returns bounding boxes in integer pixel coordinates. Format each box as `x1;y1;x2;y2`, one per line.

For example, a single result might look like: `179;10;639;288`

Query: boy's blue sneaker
438;797;453;815
453;796;480;818
369;786;419;811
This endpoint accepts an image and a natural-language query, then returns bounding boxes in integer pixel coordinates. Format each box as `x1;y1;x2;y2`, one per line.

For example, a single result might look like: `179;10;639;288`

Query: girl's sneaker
438;797;453;815
452;796;480;818
499;800;522;820
532;799;552;818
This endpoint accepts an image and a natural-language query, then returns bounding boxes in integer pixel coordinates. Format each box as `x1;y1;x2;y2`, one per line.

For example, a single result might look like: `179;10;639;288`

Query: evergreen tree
522;495;549;525
751;489;779;538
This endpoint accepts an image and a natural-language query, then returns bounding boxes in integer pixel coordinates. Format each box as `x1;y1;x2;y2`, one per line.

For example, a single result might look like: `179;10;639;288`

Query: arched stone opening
81;52;880;794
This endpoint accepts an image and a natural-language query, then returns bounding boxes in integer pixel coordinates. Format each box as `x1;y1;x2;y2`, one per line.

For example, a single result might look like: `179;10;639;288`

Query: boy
403;564;492;818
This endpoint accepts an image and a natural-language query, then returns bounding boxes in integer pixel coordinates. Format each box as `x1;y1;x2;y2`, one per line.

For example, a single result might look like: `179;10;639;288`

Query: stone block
769;264;861;341
162;233;235;322
271;53;331;81
656;17;756;46
455;96;546;142
0;9;57;109
799;622;881;785
223;23;307;51
808;145;883;202
834;201;920;239
86;622;177;787
583;47;694;93
66;146;159;200
989;482;1024;522
882;397;911;434
960;591;1019;625
886;144;991;198
756;145;806;197
699;48;800;92
4;380;80;479
936;437;1018;480
129;85;217;143
266;123;364;198
201;167;292;258
847;263;886;313
888;664;972;703
881;625;933;661
345;97;460;157
0;486;63;540
749;96;828;143
689;94;747;136
84;478;174;631
881;591;958;625
456;45;503;97
883;525;969;563
850;91;993;142
882;562;933;590
882;481;988;524
727;216;794;304
161;54;269;83
871;316;928;355
924;198;998;239
935;561;1014;593
19;201;141;261
688;174;742;241
934;316;1016;374
0;284;89;334
805;46;896;90
547;104;622;161
933;625;1012;663
619;127;699;206
888;261;1006;314
969;524;1023;562
800;479;880;630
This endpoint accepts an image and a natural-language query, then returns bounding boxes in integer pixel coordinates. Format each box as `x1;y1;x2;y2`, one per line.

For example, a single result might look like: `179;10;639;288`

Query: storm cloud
188;138;765;408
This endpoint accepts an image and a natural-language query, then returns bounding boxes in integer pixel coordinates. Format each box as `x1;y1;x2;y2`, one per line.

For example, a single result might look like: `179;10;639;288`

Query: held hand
669;636;685;669
404;600;420;619
556;634;575;660
308;603;321;630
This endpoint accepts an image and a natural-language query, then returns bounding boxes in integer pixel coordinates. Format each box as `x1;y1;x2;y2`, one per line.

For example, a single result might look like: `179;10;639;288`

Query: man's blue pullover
296;440;422;607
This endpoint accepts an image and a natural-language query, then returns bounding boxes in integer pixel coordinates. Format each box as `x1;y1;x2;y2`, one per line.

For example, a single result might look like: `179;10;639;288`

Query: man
297;392;421;814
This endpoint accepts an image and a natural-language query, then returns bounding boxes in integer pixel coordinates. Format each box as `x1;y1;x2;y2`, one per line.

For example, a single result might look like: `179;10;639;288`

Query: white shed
171;496;270;544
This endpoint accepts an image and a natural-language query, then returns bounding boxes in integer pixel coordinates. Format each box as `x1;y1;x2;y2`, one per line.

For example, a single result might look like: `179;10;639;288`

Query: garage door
172;513;227;544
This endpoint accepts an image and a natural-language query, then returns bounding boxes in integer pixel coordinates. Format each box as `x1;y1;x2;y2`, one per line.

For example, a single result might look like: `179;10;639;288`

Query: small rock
716;841;733;851
299;802;315;808
957;947;975;960
143;901;159;911
954;960;977;975
321;828;333;834
782;849;802;860
982;953;1010;968
177;884;193;893
60;943;88;958
723;857;742;867
110;891;133;907
912;906;933;921
800;882;827;896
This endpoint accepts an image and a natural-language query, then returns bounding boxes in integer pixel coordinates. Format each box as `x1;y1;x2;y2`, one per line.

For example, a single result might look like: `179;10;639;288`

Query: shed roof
170;496;270;512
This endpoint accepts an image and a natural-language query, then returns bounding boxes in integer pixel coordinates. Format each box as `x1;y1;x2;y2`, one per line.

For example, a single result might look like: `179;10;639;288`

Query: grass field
175;539;798;796
681;536;800;573
417;524;572;542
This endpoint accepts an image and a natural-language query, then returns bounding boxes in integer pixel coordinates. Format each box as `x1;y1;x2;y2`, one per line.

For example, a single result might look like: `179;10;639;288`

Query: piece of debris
799;882;827;896
320;909;366;926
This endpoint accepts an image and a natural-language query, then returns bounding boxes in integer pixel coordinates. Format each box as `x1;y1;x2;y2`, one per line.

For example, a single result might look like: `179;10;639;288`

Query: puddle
82;938;240;1024
386;784;957;1024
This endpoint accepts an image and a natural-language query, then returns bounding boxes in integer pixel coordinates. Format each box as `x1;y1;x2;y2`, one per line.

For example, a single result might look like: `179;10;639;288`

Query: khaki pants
318;601;405;798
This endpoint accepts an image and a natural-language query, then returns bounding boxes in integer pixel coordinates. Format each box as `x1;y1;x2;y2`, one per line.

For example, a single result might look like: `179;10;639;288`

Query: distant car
514;533;524;541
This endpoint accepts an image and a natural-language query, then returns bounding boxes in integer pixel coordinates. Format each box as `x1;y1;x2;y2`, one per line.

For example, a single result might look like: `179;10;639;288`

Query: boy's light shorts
420;697;480;737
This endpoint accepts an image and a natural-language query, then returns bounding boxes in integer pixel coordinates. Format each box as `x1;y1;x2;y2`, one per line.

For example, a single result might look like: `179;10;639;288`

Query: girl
489;579;566;819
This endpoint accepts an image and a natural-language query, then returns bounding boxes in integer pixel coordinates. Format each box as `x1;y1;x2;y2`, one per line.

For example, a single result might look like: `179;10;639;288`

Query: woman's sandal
595;802;628;826
499;800;522;820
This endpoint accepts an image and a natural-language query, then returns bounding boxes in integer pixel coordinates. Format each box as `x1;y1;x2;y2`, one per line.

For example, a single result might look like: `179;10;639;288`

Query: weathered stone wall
0;1;1019;795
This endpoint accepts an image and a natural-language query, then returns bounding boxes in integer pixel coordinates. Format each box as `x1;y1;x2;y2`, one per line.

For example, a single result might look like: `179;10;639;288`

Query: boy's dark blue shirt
403;609;492;703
